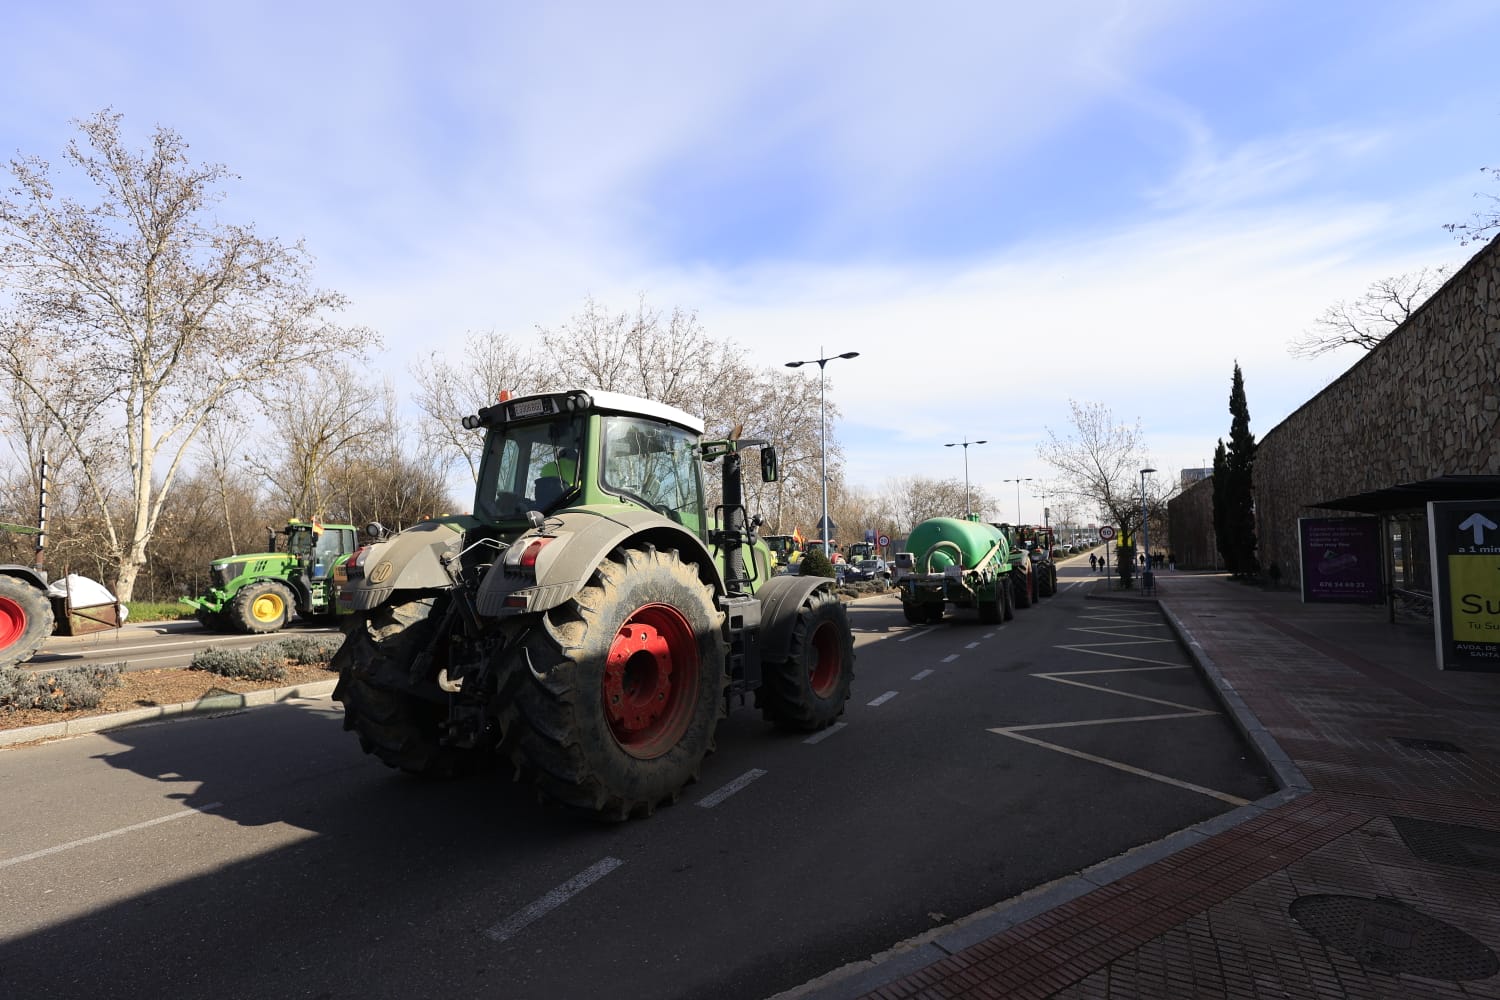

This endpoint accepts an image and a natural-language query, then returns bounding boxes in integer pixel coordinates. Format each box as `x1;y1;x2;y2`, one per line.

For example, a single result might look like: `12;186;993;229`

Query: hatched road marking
988;607;1250;807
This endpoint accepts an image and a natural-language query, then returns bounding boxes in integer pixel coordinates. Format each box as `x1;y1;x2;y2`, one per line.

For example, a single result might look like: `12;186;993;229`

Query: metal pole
1140;467;1156;589
819;356;828;558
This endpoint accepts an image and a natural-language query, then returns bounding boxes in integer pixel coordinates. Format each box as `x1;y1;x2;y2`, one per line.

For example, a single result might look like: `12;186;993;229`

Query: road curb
0;678;339;748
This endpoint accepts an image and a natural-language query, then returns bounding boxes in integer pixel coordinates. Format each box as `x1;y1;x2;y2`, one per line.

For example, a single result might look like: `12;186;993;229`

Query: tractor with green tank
182;519;359;633
896;516;1015;624
330;388;856;820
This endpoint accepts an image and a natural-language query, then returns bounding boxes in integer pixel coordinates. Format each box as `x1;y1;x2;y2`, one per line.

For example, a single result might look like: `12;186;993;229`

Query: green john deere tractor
183;519;358;633
332;388;856;820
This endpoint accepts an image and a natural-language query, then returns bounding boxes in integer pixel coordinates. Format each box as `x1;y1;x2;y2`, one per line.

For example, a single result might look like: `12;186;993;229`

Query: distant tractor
896;517;1015;625
762;533;803;572
0;523;123;668
331;389;856;820
182;519;358;633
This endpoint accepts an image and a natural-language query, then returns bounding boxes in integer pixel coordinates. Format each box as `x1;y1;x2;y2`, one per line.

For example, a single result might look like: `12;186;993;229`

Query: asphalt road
26;618;340;673
0;558;1274;1000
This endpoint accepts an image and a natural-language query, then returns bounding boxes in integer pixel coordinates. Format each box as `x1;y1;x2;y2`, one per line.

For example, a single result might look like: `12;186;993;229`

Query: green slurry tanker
897;517;1015;624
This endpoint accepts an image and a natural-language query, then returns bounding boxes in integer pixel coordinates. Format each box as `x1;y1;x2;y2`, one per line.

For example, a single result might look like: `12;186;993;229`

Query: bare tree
1289;266;1450;359
409;329;557;484
1446;166;1500;246
1038;400;1158;535
881;475;977;534
0;110;379;598
254;369;392;518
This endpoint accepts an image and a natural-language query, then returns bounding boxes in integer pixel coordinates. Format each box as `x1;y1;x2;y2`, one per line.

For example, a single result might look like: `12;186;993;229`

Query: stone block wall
1254;236;1500;581
1167;475;1218;570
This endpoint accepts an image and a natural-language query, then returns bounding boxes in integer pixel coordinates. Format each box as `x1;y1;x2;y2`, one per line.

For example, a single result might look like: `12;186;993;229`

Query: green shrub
126;601;197;622
189;646;287;682
275;635;344;666
800;548;837;579
0;663;125;713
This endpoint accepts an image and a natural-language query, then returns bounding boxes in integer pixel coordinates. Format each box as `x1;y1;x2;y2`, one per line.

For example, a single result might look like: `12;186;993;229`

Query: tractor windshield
600;416;703;533
474;414;587;521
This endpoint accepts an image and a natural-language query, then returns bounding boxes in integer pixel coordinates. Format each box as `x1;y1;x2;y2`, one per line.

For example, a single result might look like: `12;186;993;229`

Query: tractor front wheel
505;546;727;820
230;580;294;633
0;576;54;668
332;597;486;778
758;589;855;731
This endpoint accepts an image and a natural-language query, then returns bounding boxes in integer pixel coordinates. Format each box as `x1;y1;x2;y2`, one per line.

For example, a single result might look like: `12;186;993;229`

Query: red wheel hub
0;596;26;649
808;620;841;697
602;603;699;759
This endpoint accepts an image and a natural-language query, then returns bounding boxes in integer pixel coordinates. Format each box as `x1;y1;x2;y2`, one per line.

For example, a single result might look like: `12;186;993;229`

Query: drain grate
1391;736;1466;753
1391;816;1500;875
1290;894;1498;980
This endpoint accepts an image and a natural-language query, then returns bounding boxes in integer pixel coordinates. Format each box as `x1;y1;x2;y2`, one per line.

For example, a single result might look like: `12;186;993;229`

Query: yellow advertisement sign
1448;554;1500;644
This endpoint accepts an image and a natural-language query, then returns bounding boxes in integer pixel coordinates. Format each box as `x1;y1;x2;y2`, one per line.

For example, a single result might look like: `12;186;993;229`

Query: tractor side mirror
760;446;778;483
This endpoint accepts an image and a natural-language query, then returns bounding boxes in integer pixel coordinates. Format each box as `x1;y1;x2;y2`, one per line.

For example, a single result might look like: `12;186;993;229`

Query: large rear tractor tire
758;589;855;732
332;597;486;778
230;580;294;633
0;576;54;668
1037;565;1056;598
1012;569;1032;609
506;546;727;820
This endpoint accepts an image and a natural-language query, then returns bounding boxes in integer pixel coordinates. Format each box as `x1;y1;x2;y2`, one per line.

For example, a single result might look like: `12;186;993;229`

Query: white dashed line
803;722;846;745
696;768;768;808
897;627;935;643
911;669;934;681
867;691;899;707
0;803;223;870
486;857;624;942
982;632;996;639
941;654;959;663
965;642;980;649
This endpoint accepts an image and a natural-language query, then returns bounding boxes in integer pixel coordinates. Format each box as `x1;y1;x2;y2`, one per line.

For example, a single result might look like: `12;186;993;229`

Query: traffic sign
878;534;890;548
1099;526;1115;541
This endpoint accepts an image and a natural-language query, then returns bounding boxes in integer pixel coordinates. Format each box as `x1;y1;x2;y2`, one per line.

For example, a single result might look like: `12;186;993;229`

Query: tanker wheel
1002;578;1015;622
901;601;927;625
332;597;487;778
506;546;727;820
0;576;54;668
229;580;293;633
1012;570;1032;609
758;589;855;732
977;585;1003;625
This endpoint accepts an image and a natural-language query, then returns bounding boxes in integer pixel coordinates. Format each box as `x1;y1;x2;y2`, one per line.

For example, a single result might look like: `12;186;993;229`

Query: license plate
510;398;548;418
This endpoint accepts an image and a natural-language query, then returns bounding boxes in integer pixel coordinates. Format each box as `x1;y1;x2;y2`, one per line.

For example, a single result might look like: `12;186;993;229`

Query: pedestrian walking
1089;553;1098;572
1168;552;1176;570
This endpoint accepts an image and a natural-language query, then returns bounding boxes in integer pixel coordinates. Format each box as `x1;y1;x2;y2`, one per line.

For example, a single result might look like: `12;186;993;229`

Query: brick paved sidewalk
795;573;1500;1000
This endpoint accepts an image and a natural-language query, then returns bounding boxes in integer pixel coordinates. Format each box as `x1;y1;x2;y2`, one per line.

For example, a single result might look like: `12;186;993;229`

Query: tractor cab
284;521;359;580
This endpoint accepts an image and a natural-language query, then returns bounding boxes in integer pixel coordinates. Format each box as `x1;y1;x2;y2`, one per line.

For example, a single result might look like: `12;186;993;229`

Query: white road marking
897;627;935;643
941;654;959;663
911;669;934;681
982;632;996;639
0;802;223;870
988;728;1249;807
999;710;1213;733
867;691;899;707
964;642;980;650
485;857;624;942
803;722;846;745
696;768;768;808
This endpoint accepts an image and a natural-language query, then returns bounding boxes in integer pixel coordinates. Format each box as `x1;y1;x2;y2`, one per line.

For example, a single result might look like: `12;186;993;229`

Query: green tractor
332;388;856;820
183;519;358;633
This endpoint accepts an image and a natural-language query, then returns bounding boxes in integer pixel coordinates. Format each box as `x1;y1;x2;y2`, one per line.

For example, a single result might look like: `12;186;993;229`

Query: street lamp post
943;437;987;517
1140;467;1157;590
786;348;860;559
1002;477;1033;525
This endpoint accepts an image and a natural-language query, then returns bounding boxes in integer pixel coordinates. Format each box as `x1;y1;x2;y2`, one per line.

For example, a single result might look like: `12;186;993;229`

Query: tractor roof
583;390;705;435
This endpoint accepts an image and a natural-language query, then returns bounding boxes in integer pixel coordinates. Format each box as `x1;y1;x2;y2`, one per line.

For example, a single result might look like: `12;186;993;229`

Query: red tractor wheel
0;576;54;668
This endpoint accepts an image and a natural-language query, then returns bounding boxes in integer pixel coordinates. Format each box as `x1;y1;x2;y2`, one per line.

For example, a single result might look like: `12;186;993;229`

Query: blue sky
6;1;1496;522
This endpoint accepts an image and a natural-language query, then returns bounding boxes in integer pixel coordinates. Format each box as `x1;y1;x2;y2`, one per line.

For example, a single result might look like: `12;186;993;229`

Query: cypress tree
1211;439;1229;570
1222;363;1258;575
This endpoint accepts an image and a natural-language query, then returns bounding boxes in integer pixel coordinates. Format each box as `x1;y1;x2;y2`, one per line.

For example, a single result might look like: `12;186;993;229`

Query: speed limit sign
878;534;890;548
1099;526;1116;541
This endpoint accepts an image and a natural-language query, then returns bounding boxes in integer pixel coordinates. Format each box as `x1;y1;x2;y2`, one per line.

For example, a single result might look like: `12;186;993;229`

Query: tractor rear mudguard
339;520;470;612
475;507;717;617
754;574;839;665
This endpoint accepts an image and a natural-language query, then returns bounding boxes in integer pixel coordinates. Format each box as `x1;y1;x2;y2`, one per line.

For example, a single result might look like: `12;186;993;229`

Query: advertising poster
1429;500;1500;672
1298;516;1383;603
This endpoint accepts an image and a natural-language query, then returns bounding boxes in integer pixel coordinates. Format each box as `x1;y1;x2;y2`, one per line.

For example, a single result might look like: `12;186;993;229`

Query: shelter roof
1309;475;1500;514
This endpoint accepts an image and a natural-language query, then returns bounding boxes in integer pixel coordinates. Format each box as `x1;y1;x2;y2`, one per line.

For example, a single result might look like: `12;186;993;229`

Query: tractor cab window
475;415;587;521
600;416;702;533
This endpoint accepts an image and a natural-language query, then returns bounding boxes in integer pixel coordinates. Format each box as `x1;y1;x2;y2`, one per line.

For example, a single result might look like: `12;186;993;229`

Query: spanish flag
792;526;804;545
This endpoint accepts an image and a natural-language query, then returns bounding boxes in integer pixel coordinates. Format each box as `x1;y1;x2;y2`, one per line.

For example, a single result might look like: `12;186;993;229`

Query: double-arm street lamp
786;349;860;558
1002;477;1032;524
1140;467;1156;587
943;437;987;517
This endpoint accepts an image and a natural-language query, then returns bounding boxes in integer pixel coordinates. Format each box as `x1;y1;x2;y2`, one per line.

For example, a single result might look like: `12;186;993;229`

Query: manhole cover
1290;894;1498;980
1391;816;1500;875
1391;736;1466;753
